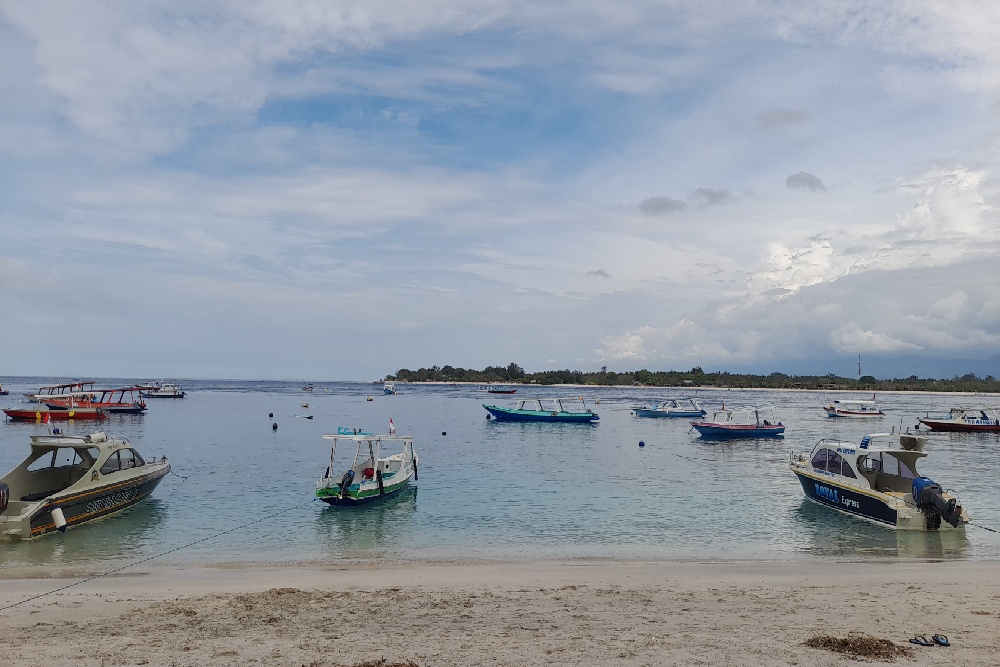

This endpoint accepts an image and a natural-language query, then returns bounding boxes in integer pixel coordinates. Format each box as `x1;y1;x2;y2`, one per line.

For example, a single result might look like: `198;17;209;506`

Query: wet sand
1;559;998;666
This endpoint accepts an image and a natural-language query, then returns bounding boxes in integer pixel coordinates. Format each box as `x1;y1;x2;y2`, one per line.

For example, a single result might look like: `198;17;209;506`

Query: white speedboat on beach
0;432;170;539
789;432;968;531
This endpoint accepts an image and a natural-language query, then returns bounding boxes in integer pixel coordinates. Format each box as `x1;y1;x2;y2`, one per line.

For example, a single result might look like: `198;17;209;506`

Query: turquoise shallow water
2;379;999;567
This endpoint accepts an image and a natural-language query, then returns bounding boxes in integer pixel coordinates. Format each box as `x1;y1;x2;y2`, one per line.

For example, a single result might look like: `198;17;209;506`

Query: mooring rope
0;497;317;613
970;522;1000;534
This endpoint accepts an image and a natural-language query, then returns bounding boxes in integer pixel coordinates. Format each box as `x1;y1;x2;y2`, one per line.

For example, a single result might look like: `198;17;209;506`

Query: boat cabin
1;433;152;519
801;434;927;493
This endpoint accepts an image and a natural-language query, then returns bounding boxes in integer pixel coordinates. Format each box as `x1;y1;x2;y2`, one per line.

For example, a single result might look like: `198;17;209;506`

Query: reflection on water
791;499;969;560
314;487;418;559
0;500;168;567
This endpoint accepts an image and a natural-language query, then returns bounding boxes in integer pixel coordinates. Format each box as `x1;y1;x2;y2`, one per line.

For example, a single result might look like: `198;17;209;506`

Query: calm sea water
2;378;999;568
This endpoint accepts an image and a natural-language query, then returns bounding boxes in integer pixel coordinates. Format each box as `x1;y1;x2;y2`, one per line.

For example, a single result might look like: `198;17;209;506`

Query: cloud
756;108;809;130
588;269;611;278
692;187;736;207
785;172;826;191
638;196;687;216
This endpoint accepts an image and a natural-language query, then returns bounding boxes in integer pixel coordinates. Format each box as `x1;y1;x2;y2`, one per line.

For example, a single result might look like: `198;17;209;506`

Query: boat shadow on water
314;486;418;557
791;499;969;560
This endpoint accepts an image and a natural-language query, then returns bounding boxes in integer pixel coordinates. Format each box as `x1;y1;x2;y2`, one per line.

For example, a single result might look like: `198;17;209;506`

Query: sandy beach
1;559;998;666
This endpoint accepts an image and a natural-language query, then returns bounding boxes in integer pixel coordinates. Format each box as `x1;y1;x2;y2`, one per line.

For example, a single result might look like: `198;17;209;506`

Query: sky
1;1;999;381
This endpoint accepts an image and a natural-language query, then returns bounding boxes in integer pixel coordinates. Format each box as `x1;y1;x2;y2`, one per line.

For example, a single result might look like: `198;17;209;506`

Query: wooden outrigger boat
315;428;418;506
4;406;107;422
44;387;147;414
690;406;784;438
24;381;95;403
483;398;599;423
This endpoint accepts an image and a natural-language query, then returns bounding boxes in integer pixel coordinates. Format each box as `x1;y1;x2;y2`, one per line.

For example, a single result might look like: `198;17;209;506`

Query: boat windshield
26;447;99;472
861;452;919;479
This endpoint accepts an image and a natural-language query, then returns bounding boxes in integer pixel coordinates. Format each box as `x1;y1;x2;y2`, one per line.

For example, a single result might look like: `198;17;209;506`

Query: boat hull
317;475;412;506
45;402;146;414
19;465;170;539
634;409;705;418
792;469;898;526
825;410;885;418
691;423;784;437
484;405;599;423
3;408;107;421
918;419;1000;432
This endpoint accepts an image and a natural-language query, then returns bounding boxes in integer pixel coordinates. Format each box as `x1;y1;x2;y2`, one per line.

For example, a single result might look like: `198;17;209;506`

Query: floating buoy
596;399;601;404
268;412;273;419
367;396;373;402
639;440;645;447
485;414;491;420
442;431;447;436
51;507;67;532
272;422;278;431
301;403;309;408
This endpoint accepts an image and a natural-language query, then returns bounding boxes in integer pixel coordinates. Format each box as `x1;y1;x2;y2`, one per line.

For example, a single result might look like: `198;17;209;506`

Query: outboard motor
912;477;962;529
338;469;355;494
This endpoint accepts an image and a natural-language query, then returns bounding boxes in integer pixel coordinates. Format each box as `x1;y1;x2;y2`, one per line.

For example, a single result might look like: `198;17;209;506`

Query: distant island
386;363;1000;393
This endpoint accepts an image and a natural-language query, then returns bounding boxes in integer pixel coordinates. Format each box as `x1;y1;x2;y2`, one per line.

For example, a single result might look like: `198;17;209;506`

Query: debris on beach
804;633;913;662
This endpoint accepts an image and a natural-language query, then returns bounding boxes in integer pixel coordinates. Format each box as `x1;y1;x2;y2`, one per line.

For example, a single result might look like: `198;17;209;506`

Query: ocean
2;378;999;567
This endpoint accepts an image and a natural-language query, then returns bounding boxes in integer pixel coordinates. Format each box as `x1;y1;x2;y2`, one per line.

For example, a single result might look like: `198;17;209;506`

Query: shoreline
2;559;998;665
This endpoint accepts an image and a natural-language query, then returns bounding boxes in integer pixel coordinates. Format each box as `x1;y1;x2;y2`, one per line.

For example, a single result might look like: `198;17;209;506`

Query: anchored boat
483;398;599;423
632;397;705;418
141;382;186;398
4;406;107;421
823;399;885;418
0;432;170;539
918;407;1000;433
383;382;397;395
44;386;147;414
689;406;784;437
316;429;418;506
789;432;968;531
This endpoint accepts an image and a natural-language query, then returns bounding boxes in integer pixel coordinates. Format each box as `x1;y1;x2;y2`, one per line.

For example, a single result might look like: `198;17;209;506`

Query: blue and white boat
689;406;784;437
483;398;599;423
789;432;968;531
632;398;705;418
383;383;397;395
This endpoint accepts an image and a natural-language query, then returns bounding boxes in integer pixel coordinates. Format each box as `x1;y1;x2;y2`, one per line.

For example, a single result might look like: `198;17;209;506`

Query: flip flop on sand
909;636;934;646
932;634;950;647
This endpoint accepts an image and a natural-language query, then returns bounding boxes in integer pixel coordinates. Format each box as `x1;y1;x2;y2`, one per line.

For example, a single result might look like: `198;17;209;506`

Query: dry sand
1;559;998;666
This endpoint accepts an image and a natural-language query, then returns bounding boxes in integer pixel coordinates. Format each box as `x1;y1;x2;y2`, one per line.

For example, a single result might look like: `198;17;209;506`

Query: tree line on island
386;364;1000;392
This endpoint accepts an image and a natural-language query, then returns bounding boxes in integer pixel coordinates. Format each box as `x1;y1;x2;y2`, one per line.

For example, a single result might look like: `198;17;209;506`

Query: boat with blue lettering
483;398;599;423
0;432;170;539
918;407;1000;433
315;429;418;506
689;406;783;437
789;432;968;531
632;397;705;418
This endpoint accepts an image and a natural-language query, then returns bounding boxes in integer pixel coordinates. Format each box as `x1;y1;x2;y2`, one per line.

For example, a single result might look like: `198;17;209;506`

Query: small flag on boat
43;411;50;424
389;417;395;435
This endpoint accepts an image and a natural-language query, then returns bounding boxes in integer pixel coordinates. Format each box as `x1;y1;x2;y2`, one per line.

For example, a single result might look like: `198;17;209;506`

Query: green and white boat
315;429;418;506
